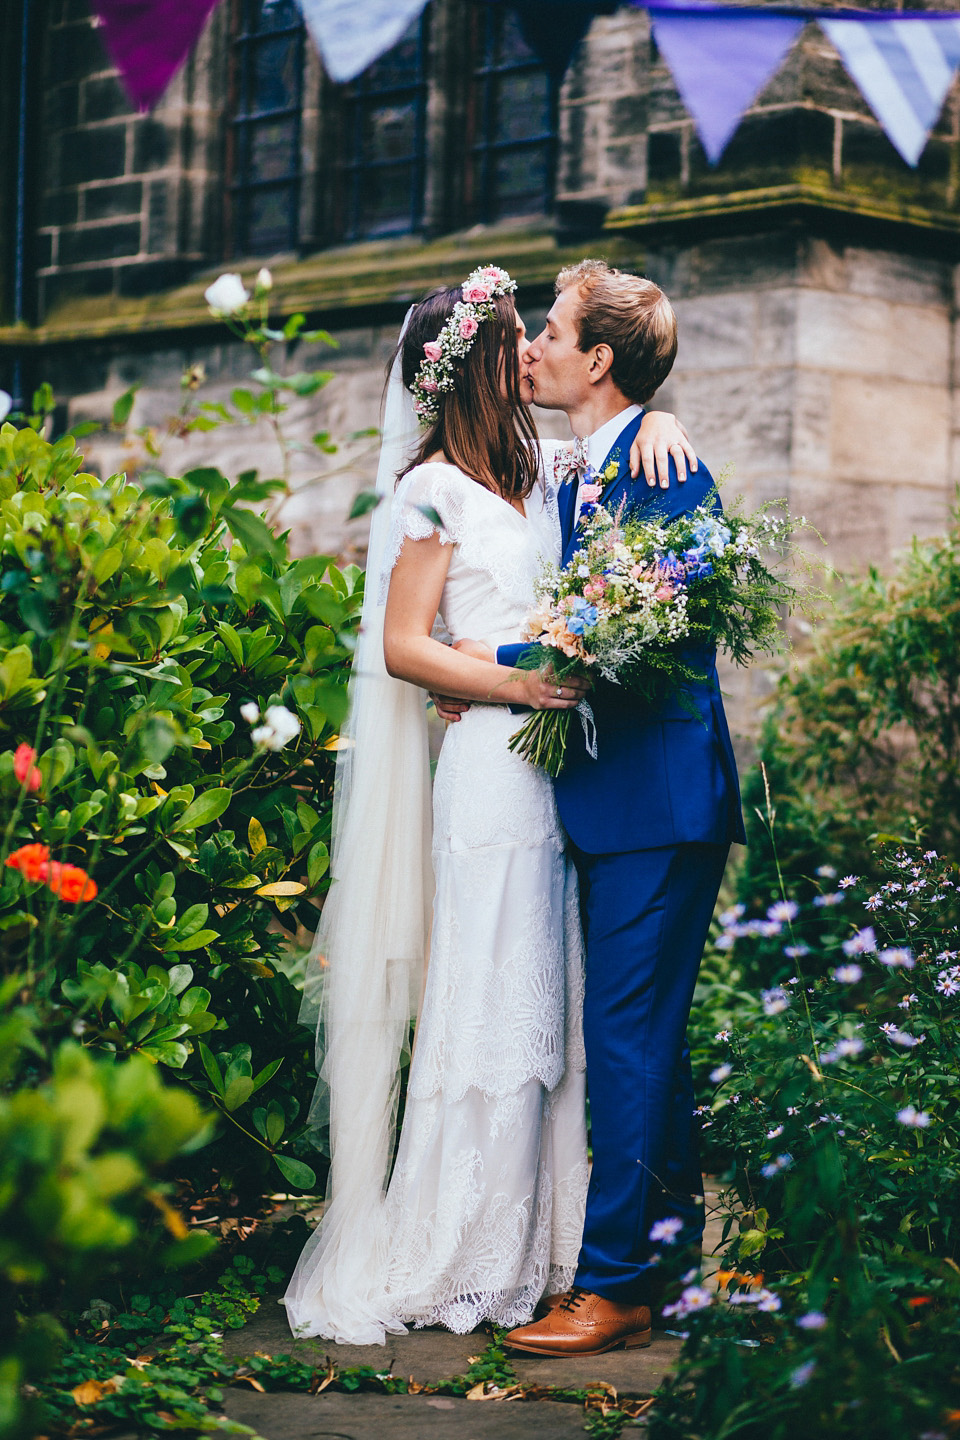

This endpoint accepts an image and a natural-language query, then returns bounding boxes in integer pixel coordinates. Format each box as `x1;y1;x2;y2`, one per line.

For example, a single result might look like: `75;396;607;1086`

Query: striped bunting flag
821;16;960;167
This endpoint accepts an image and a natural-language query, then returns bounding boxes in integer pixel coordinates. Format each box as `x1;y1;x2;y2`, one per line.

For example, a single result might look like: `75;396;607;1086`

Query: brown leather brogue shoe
533;1289;570;1319
505;1287;652;1356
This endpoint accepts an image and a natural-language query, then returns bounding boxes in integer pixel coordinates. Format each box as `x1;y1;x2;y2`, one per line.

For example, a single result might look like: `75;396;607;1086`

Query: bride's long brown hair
395;287;540;500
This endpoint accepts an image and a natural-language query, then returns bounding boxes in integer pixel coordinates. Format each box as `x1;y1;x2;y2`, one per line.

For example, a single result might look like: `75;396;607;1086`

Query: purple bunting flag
646;5;804;164
92;0;220;112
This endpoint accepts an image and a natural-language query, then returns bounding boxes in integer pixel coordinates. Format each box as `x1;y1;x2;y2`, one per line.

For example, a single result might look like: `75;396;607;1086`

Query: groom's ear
587;343;615;386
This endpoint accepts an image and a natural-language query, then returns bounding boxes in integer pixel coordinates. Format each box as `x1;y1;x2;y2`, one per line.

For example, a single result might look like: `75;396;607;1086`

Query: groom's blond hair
556;259;678;405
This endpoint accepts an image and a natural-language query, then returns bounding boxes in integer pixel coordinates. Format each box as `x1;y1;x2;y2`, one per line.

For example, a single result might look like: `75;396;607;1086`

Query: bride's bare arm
383;533;587;711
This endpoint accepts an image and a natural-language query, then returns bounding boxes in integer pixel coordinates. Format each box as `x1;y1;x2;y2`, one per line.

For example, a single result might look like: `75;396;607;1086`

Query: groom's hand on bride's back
630;411;698;488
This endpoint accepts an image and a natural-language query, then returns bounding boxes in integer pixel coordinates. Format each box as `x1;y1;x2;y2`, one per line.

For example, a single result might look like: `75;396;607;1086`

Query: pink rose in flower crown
462;283;492;303
459;316;479;339
580;483;603;505
482;266;503;282
421;378;439;393
423;341;443;361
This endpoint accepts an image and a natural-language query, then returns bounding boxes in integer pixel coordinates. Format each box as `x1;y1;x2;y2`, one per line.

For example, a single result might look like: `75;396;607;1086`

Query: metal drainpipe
11;0;31;413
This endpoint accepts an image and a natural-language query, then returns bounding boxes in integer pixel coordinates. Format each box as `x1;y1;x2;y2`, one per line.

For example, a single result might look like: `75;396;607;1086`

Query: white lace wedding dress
284;459;588;1343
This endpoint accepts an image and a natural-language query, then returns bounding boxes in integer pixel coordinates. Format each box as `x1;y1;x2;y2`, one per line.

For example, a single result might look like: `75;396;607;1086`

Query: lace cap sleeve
380;464;471;598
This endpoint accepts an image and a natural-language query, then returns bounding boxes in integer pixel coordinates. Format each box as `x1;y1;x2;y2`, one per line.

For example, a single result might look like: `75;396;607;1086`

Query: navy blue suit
499;414;745;1303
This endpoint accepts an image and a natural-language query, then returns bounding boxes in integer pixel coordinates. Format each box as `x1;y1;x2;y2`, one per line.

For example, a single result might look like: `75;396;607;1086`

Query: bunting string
90;0;960;171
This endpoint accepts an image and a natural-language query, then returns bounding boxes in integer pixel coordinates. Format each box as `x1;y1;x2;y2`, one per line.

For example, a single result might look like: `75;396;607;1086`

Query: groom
496;260;745;1356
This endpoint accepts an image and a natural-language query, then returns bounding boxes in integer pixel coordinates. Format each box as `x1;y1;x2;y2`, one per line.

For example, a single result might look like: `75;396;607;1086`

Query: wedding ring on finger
555;686;562;698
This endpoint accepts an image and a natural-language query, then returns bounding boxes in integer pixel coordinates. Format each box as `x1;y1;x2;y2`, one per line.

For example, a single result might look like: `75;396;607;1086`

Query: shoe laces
559;1286;590;1314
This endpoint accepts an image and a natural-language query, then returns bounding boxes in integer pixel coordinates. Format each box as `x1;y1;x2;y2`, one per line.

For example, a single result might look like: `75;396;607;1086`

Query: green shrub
654;842;960;1439
0;418;361;1194
737;511;960;913
0;1024;212;1440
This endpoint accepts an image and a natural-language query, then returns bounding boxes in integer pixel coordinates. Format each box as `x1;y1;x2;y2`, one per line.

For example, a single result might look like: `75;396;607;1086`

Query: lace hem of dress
408;1264;580;1334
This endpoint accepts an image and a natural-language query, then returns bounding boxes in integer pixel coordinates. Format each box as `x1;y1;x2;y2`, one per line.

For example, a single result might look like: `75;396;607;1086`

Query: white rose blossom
251;704;300;752
204;272;250;316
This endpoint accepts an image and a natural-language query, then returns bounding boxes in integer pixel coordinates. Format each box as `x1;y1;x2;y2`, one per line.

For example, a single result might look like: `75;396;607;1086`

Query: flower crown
412;264;518;425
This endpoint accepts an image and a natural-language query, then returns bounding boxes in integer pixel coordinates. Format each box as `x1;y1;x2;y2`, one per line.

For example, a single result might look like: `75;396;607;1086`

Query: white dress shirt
575;403;643;520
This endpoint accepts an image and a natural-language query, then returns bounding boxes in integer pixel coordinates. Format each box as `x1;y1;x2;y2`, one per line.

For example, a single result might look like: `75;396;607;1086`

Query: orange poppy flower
46;861;97;903
5;842;51;883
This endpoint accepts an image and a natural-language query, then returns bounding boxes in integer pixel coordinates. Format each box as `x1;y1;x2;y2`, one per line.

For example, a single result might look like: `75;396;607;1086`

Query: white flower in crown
412;264;517;425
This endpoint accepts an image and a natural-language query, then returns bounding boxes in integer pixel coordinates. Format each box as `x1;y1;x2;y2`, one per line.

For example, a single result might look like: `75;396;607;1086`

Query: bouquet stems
508;709;572;778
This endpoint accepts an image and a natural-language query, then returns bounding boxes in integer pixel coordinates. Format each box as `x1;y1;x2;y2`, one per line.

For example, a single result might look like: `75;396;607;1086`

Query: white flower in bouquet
251;704;300;751
204;272;250;316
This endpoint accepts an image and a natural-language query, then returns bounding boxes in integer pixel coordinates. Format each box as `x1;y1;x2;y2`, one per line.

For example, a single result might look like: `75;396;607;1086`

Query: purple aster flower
797;1311;828;1331
833;963;863;984
649;1216;684;1245
896;1105;931;1128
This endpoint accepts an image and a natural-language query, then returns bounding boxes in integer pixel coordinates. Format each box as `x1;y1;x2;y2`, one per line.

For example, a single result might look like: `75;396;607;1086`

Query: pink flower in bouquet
459;316;479;339
462;282;492;303
423;341;443;361
580;483;602;504
421;378;439;393
655;583;675;601
545;616;582;659
584;578;606;600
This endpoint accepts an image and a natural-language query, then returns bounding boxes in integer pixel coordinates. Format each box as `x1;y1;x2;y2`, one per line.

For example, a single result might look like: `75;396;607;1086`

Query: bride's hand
452;638;495;663
630;411;698;488
521;670;591;711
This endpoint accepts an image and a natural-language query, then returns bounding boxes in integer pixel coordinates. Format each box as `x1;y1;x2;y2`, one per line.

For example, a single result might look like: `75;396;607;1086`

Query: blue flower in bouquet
692;517;732;555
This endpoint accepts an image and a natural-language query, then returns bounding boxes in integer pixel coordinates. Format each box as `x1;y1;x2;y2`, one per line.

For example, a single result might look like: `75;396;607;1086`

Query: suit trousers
571;840;729;1303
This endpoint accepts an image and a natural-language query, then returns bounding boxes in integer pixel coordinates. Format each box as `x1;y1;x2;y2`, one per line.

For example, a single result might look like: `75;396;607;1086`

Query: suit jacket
499;415;746;855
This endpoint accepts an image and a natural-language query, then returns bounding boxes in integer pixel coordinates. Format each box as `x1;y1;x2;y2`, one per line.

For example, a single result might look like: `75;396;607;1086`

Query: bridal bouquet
508;494;803;776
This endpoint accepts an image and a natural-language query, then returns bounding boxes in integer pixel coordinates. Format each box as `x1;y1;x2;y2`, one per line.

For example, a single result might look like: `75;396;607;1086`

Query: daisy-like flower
897;993;918;1010
790;1361;817;1389
766;1124;784;1138
833;963;863;984
842;926;876;956
923;849;938;860
784;943;810;959
710;1063;732;1083
715;1029;731;1042
767;899;798;923
797;1311;828;1331
864;894;882;911
936;972;960;997
822;1037;864;1063
878;946;915;969
838;874;859;888
890;1030;924;1048
896;1105;931;1128
649;1216;684;1245
762;987;791;1016
756;1290;781;1313
813;891;844;907
816;864;837;878
718;904;745;927
662;1284;712;1319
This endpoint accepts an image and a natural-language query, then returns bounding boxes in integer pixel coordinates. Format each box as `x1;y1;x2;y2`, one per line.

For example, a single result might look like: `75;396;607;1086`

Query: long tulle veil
284;314;434;1341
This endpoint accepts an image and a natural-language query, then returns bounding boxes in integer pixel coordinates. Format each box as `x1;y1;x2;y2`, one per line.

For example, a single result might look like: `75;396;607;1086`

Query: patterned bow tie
554;435;589;487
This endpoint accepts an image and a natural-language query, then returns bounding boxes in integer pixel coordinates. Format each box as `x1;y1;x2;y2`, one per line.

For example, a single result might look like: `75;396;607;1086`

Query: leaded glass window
230;0;305;256
468;7;556;222
338;14;429;241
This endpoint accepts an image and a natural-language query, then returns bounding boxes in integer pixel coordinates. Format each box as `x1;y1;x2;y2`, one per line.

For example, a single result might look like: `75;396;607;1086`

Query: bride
284;266;685;1344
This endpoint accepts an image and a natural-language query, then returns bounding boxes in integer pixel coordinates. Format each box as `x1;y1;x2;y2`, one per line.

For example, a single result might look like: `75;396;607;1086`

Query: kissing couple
284;258;744;1355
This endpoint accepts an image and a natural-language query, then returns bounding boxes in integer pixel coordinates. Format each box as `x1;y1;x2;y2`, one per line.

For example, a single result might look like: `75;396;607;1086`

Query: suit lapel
561;411;645;564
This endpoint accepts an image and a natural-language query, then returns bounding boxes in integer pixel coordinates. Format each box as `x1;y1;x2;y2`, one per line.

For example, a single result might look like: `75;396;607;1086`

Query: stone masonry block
673;293;760;372
830;376;949;486
133;118;170;172
84;181;143;222
58;221;142;267
58;125;127;187
841;248;951;310
796;291;950;387
83;75;135;124
47;21;112;84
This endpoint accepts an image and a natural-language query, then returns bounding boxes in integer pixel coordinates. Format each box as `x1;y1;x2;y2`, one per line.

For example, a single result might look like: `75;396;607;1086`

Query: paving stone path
212;1188;725;1438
